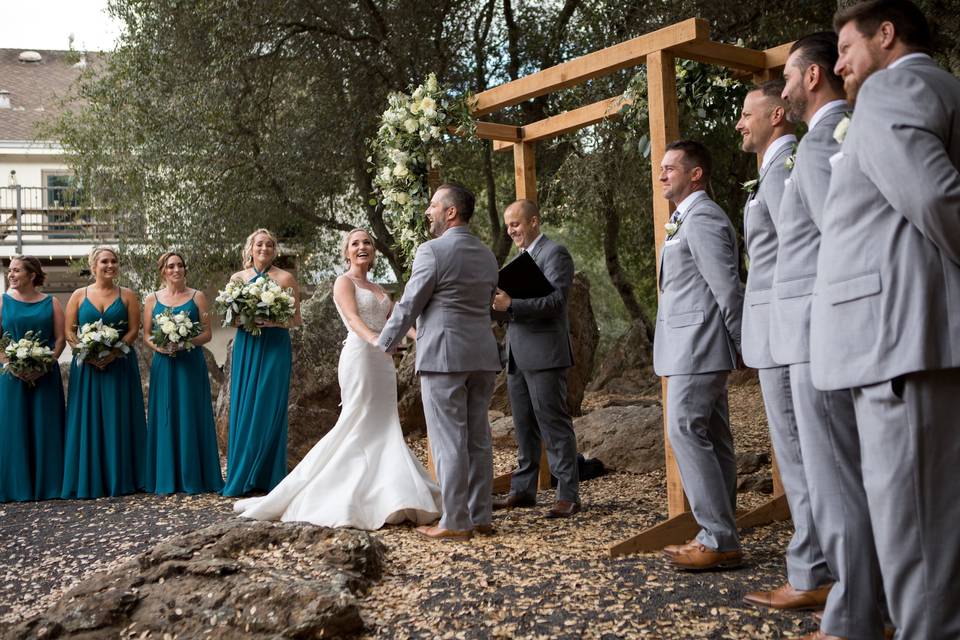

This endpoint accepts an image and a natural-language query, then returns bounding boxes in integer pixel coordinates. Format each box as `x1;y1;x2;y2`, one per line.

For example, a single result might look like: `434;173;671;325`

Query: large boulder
215;285;347;468
587;320;660;397
489;271;600;417
13;520;384;639
573;402;664;474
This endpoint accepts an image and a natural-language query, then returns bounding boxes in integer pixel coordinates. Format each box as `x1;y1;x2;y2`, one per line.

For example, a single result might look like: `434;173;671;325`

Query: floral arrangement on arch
368;73;475;262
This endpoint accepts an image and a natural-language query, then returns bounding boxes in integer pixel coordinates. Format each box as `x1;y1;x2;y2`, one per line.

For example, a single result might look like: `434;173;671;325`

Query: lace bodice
334;279;391;334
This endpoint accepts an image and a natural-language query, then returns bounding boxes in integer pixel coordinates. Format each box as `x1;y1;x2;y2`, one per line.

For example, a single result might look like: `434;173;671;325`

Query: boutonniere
742;178;760;195
664;221;679;238
784;142;798;170
833;114;852;144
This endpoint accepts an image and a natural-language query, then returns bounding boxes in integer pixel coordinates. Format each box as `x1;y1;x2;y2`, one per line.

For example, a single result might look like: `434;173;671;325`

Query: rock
216;285;348;468
738;473;774;494
395;345;426;437
736;451;773;494
489;271;600;417
573;402;664;474
490;414;516;448
736;451;770;476
12;520;384;639
587;320;660;397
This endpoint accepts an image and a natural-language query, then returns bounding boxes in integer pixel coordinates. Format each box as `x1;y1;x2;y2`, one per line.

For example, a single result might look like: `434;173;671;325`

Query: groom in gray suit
654;140;744;571
735;81;835;614
377;183;502;541
812;1;960;636
491;199;580;518
772;31;885;640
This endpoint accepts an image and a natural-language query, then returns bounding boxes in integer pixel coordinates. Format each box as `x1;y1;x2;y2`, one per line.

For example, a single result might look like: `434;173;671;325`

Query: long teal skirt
222;327;291;496
146;347;224;494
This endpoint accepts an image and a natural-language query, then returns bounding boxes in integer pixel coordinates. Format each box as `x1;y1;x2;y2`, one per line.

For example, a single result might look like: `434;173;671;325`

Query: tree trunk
601;187;655;343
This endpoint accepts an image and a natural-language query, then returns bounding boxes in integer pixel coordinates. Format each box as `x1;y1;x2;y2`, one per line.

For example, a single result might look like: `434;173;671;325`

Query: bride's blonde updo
242;228;279;268
341;229;376;268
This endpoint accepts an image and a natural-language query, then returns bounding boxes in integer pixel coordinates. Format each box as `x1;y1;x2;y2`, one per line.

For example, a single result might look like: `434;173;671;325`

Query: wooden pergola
467;17;794;557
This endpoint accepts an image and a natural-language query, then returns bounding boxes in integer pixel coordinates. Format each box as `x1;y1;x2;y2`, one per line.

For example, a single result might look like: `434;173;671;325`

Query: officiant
492;199;581;519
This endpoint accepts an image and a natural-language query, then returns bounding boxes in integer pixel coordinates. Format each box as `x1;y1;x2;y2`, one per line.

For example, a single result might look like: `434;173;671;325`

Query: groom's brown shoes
415;525;473;541
492;493;536;510
743;582;832;610
473;524;496;536
545;500;581;518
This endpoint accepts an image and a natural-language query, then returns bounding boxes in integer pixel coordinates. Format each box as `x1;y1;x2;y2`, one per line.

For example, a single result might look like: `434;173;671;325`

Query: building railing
0;185;118;251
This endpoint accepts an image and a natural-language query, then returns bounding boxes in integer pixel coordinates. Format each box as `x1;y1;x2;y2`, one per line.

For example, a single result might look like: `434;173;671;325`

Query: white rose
394;192;409;205
178;325;189;337
833;115;851;144
403;118;418;133
393;163;409;178
260;291;276;305
420;97;436;113
249;285;261;297
15;347;29;360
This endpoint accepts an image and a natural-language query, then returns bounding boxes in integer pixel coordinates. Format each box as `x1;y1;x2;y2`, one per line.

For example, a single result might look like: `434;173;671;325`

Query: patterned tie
668;210;681;225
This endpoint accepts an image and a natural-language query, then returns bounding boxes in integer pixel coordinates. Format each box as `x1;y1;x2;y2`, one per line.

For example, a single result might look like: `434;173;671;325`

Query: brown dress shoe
415;525;473;541
473;524;496;536
662;539;698;557
545;500;581;518
669;543;743;571
743;582;833;610
492;493;536;510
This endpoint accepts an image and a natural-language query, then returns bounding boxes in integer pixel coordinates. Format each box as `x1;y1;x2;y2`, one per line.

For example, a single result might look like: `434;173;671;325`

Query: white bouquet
214;276;295;336
0;330;55;385
151;308;201;355
74;319;130;365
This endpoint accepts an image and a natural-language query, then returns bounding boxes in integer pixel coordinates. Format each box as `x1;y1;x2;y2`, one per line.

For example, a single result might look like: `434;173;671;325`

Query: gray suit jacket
742;141;792;369
811;56;960;390
503;235;574;372
770;102;849;366
378;226;502;373
653;192;743;376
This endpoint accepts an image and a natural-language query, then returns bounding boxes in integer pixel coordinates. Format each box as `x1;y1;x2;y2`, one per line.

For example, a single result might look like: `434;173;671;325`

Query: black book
498;251;554;299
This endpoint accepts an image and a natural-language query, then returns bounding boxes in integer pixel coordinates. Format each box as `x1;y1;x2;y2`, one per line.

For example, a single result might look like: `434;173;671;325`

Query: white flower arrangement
368;73;475;262
74;319;130;365
214;276;296;336
0;330;55;385
151;308;201;356
833;115;851;145
664;222;679;237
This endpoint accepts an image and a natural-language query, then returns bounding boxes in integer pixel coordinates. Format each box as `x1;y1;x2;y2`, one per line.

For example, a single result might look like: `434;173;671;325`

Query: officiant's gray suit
811;55;960;638
501;235;579;504
378;225;502;532
653;190;743;552
742;139;831;594
772;101;883;639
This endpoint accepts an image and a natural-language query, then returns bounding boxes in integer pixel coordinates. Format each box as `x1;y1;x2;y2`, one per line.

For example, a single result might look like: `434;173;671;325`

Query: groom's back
416;227;501;373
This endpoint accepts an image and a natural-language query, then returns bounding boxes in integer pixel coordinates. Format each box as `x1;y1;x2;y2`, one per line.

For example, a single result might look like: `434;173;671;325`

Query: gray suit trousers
667;372;738;551
853;367;960;640
791;363;884;639
420;370;496;531
757;366;831;590
507;366;580;503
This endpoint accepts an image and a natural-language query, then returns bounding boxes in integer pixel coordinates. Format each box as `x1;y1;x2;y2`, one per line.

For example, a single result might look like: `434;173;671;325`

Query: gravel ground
0;377;817;639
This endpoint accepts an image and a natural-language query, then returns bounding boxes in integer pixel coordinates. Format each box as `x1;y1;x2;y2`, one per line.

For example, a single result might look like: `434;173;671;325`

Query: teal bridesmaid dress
61;289;146;499
145;294;224;494
0;294;65;502
222;270;291;496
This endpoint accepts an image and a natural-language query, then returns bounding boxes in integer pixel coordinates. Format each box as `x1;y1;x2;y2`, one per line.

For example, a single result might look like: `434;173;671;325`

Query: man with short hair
491;199;580;518
769;30;886;640
654;140;744;571
734;80;835;615
812;1;960;636
377;183;502;541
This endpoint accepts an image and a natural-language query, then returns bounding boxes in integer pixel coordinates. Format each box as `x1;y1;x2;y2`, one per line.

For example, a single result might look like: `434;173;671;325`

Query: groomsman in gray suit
654;140;744;571
735;81;834;613
377;183;502;541
491;199;580;518
811;1;960;636
774;31;885;640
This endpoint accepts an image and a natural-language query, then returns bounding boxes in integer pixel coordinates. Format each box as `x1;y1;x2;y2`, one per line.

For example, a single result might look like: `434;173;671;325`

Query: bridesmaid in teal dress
222;228;301;496
62;246;146;499
143;251;223;493
0;256;66;501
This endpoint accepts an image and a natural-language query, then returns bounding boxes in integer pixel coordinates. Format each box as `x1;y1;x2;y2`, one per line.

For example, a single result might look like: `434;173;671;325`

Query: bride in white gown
234;229;441;529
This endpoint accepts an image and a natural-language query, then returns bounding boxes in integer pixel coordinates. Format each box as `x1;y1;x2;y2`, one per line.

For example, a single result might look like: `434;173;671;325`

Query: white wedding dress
234;282;441;529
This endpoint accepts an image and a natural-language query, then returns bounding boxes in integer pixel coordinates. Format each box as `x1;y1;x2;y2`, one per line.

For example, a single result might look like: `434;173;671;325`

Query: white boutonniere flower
784;142;798;170
742;178;760;194
664;222;679;237
833;115;851;144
